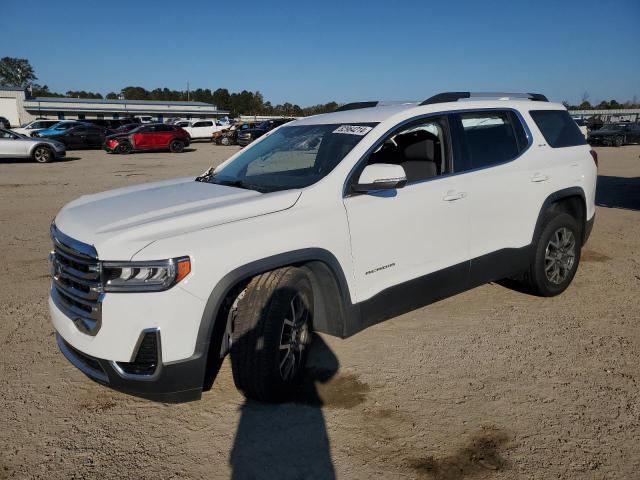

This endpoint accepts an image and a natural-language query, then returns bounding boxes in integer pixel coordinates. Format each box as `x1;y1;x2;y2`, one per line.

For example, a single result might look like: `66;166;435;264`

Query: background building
0;87;228;126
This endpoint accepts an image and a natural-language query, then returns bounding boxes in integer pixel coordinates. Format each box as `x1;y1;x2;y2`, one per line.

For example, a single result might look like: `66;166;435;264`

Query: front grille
115;331;159;376
50;225;102;335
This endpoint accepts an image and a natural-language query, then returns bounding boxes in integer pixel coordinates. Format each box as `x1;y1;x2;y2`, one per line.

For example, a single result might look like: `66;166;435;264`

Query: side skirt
344;245;532;337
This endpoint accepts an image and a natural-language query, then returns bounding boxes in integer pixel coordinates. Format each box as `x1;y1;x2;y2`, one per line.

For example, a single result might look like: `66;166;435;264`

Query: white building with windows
0;86;228;127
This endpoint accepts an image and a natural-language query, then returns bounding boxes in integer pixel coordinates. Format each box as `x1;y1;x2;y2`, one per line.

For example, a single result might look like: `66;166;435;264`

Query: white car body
49;93;597;402
175;119;229;139
11;119;60;136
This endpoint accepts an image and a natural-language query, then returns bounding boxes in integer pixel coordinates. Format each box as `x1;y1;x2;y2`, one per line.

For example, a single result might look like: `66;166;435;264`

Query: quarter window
457;111;526;170
529;110;586;148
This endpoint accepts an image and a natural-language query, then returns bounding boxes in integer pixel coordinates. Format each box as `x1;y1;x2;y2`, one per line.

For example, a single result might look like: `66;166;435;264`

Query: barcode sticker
333;125;373;136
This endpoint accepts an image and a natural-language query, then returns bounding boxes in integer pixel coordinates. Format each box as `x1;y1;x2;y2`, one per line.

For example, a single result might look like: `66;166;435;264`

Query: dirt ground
0;142;638;480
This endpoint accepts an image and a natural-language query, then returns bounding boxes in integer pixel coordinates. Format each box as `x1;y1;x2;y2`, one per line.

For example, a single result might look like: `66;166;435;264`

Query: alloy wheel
544;227;576;284
278;293;310;382
34;147;51;163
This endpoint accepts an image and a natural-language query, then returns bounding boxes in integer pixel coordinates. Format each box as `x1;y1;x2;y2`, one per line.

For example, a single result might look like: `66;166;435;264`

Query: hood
54;177;302;259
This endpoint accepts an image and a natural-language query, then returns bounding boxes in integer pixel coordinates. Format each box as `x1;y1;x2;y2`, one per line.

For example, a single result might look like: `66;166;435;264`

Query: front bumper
55;332;207;402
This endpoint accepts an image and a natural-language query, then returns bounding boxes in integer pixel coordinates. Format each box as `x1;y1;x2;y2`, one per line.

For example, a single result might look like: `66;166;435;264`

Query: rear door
66;126;87;148
86;127;105;147
153;124;174;147
450;109;552;284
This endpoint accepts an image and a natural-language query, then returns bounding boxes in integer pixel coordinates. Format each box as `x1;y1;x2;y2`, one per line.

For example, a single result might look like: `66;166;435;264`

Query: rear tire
230;267;313;402
524;212;581;296
169;139;185;153
32;146;53;163
614;136;624;147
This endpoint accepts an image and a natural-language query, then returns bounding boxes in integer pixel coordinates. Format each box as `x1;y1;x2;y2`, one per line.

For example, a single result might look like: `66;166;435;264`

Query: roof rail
419;92;548;105
334;101;379;112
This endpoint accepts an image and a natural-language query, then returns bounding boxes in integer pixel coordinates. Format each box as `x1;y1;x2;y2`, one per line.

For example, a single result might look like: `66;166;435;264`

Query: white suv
49;92;597;402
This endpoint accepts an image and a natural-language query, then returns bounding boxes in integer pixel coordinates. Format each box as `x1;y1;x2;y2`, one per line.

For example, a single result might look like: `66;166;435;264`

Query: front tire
32;146;53;163
220;136;231;146
525;212;581;296
614;136;624;147
230;267;313;402
169;139;185;153
116;141;132;154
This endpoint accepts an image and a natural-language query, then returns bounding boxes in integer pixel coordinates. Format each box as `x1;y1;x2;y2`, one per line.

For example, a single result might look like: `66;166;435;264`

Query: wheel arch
29;142;55;155
197;248;356;391
533;187;588;243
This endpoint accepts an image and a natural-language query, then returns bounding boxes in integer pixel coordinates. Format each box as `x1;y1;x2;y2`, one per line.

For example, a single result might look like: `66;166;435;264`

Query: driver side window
365;117;450;184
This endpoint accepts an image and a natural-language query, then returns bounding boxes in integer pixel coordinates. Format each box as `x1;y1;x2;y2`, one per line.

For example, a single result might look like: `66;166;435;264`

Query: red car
104;124;190;154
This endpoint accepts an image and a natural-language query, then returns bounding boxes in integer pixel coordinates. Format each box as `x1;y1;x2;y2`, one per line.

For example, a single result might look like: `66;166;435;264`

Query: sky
1;0;639;106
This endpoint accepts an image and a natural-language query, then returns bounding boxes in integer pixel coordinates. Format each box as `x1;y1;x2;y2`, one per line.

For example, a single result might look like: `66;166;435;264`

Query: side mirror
353;164;407;193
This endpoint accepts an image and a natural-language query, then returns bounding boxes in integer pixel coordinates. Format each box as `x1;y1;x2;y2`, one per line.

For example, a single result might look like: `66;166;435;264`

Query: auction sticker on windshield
333;125;373;136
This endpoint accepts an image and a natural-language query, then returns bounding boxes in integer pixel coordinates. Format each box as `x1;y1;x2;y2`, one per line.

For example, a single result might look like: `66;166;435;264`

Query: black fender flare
532;187;588;243
194;248;357;363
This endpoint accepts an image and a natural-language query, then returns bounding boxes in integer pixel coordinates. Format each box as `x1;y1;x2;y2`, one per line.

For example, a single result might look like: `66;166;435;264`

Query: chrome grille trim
50;224;103;336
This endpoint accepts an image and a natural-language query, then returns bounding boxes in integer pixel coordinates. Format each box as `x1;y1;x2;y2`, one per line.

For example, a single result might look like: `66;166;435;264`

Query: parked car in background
213;121;261;145
135;115;154;124
32;121;89;138
79;118;140;132
11;119;60;136
573;118;588;139
104;123;190;154
0;116;10;128
588;123;640;147
236;118;294;146
43;124;107;149
174;119;228;140
0;128;66;162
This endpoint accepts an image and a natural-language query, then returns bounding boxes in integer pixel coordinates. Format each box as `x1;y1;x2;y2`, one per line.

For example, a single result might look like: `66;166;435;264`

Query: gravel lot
0;142;638;480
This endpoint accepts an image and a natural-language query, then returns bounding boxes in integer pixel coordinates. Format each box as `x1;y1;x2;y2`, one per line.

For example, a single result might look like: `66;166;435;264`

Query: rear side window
193;121;213;127
457;111;527;170
529;110;586;148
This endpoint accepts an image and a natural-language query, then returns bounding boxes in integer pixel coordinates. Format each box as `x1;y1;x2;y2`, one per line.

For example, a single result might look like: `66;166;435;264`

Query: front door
0;130;28;157
343;116;470;322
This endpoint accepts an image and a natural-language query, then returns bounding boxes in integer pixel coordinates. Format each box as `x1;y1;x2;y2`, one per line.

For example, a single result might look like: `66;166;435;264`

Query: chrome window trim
342;107;534;197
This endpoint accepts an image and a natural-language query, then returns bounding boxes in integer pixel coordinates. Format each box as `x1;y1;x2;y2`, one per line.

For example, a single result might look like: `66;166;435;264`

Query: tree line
1;57;638;116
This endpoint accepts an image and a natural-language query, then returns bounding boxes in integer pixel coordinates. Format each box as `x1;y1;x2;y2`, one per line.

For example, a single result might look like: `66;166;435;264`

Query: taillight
589;149;598;168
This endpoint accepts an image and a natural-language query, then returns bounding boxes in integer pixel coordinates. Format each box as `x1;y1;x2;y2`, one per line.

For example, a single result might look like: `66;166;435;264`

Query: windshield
208;123;377;192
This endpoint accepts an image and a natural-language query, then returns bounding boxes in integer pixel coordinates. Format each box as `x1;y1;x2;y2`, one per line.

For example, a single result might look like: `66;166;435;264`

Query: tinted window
193;121;213;127
529;110;586;148
458;111;524;169
154;125;173;132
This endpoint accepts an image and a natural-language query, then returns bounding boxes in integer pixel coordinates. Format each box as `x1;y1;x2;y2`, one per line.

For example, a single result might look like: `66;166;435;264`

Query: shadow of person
229;335;338;480
596;175;640;211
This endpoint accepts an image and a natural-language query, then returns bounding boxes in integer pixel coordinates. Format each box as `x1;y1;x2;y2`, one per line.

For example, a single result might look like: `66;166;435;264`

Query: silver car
0;128;66;163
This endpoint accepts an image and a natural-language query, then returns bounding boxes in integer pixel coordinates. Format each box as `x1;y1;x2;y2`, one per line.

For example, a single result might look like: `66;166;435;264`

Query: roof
29;97;215;107
0;86;26;92
294;99;565;126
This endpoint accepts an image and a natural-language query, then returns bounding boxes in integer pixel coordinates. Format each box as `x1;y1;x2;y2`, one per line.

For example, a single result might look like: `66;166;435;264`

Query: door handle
442;191;467;201
531;173;550;183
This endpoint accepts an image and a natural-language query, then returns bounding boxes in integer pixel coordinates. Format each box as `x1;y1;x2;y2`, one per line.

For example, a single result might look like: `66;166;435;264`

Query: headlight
102;257;191;292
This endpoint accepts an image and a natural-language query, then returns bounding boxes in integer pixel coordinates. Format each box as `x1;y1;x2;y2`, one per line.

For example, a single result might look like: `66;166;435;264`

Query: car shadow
0;156;81;164
229;334;338;480
596;175;640;211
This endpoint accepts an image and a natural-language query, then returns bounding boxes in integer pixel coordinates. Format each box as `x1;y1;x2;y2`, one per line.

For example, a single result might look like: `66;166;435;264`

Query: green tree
0;57;37;87
106;92;119;99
